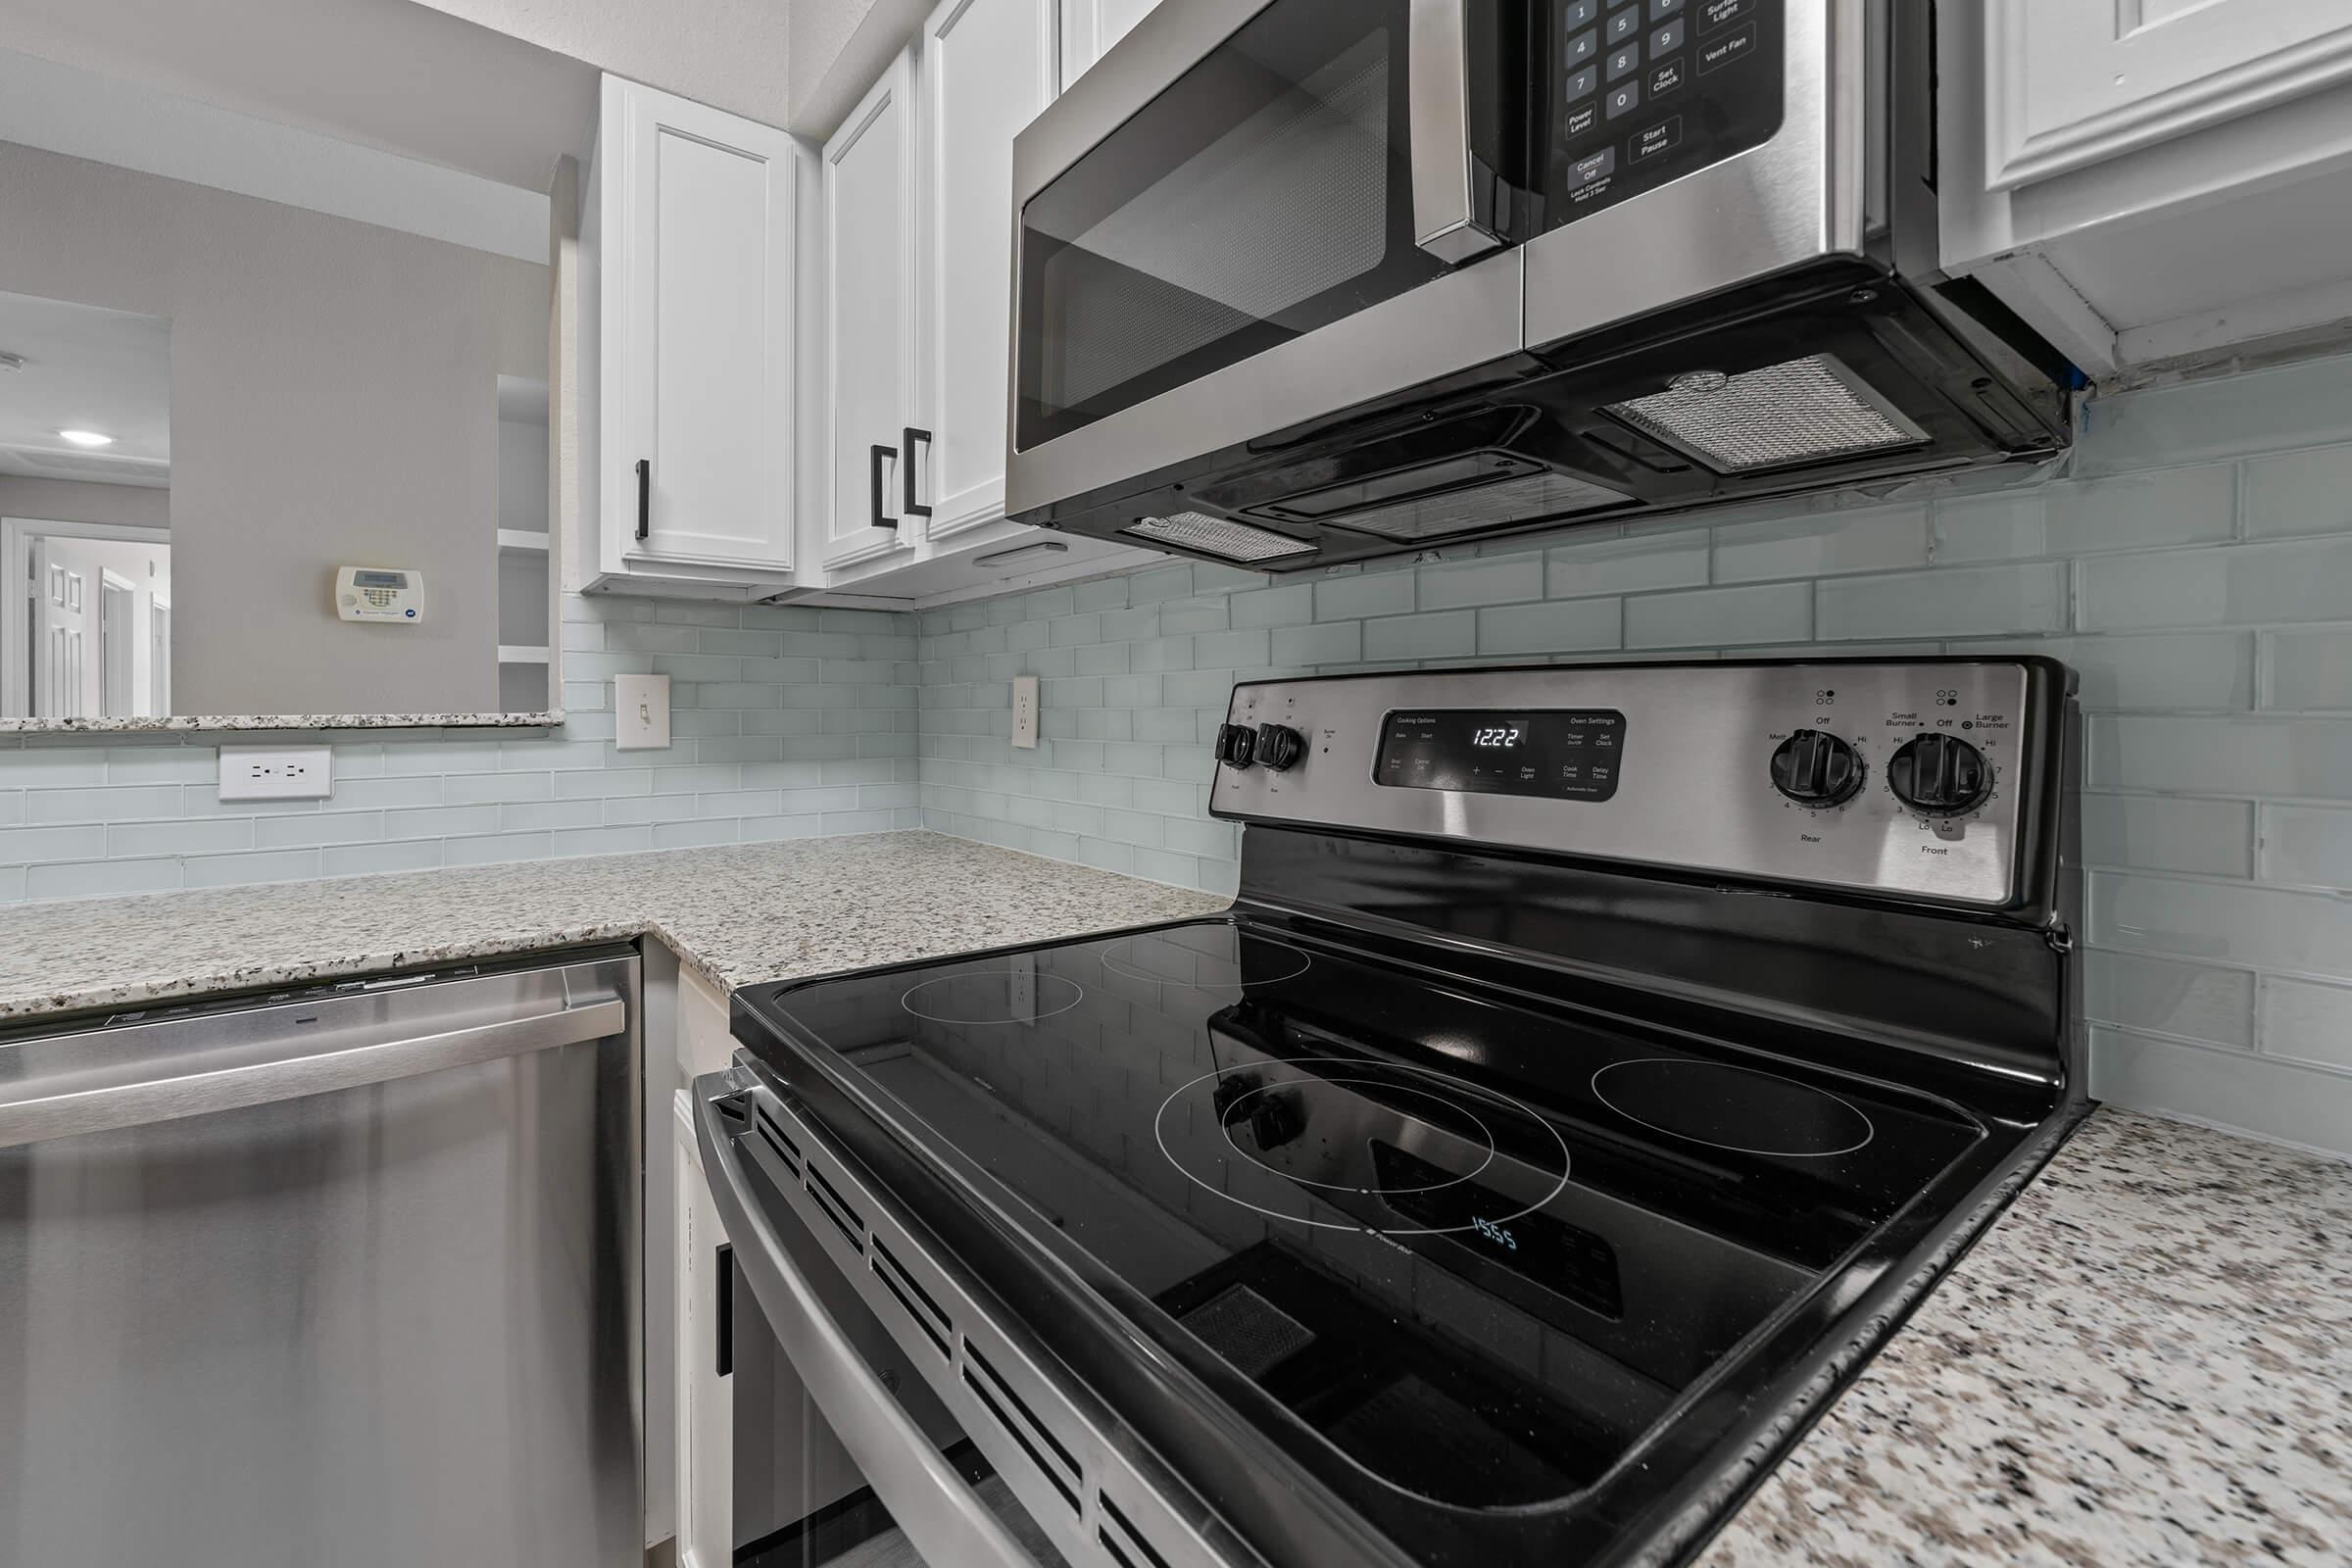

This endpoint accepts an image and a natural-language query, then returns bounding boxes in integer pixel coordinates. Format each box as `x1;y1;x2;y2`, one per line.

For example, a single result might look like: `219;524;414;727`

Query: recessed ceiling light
57;429;114;447
0;351;24;373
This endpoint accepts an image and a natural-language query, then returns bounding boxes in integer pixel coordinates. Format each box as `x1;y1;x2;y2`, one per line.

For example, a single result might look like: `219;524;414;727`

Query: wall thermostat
334;567;425;623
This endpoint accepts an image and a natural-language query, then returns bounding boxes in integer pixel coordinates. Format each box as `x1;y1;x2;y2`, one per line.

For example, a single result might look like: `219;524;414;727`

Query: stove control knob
1254;722;1303;772
1887;733;1990;814
1214;722;1257;770
1769;730;1862;807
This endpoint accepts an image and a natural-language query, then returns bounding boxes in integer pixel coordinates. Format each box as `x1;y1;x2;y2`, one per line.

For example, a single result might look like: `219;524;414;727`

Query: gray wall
916;350;2352;1157
0;475;169;530
0;139;547;714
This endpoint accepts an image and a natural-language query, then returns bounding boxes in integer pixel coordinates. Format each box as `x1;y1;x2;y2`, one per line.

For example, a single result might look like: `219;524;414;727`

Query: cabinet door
613;78;808;568
820;51;922;571
1986;1;2352;189
1057;0;1162;86
920;0;1059;542
674;1094;733;1568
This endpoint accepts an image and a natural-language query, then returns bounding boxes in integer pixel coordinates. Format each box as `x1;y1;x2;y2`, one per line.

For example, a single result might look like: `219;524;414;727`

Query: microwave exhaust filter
1124;512;1317;563
1325;468;1628;543
1603;356;1928;475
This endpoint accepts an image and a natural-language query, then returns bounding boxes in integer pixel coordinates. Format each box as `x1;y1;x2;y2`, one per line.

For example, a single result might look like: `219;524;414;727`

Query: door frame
0;515;171;718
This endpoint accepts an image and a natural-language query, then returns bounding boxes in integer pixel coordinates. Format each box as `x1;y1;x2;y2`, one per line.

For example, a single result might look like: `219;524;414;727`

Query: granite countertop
1701;1106;2351;1567
0;834;2341;1565
0;830;1226;1021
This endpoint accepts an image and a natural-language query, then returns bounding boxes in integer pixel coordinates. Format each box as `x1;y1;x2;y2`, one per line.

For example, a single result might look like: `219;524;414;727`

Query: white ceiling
0;289;172;488
0;0;598;193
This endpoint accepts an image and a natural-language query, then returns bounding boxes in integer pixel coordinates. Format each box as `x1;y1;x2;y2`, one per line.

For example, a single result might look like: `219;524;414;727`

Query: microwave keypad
1546;0;1783;229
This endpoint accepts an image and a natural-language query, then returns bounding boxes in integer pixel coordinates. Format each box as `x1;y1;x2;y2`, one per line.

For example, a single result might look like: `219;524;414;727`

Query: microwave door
1004;0;1524;523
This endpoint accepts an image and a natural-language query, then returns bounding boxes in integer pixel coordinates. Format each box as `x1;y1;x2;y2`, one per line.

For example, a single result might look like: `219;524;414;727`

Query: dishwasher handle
0;996;626;1150
693;1079;1046;1568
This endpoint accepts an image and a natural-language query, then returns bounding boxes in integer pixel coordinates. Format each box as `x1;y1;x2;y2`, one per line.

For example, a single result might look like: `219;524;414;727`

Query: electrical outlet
219;746;332;801
1011;674;1040;750
614;673;672;751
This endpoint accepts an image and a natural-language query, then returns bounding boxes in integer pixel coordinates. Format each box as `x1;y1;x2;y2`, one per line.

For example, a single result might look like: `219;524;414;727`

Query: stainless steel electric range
699;658;2088;1568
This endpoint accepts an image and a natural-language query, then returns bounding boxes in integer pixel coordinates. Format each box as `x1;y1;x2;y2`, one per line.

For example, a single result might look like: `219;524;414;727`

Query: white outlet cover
1011;674;1040;750
614;672;672;751
219;746;333;801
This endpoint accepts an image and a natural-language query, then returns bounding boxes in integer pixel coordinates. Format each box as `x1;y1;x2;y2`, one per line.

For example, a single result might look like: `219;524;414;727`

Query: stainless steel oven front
1004;0;1873;563
697;1057;1253;1568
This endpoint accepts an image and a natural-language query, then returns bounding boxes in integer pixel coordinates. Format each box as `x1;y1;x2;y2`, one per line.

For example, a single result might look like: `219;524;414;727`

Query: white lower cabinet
673;1091;733;1568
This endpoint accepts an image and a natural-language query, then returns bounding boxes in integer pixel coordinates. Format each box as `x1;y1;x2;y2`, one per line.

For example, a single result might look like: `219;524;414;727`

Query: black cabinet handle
869;443;899;531
634;458;650;541
902;426;932;519
716;1243;733;1378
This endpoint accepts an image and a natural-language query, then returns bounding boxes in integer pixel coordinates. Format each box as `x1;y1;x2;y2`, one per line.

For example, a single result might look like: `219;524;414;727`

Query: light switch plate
220;746;332;801
615;673;671;751
1011;674;1040;749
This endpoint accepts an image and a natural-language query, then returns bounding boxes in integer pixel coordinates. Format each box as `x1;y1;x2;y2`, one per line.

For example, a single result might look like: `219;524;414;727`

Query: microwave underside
1033;268;2071;573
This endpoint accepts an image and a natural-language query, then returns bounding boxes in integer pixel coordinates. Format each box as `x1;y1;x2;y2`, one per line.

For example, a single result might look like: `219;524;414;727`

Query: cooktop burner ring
1099;932;1313;991
900;970;1086;1026
1590;1057;1877;1157
1215;1076;1500;1195
1153;1056;1571;1236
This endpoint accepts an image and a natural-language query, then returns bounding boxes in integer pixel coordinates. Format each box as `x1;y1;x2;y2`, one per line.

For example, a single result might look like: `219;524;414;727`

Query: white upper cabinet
1984;0;2352;190
1946;0;2352;383
1059;0;1164;86
918;0;1058;542
818;49;922;573
592;76;812;590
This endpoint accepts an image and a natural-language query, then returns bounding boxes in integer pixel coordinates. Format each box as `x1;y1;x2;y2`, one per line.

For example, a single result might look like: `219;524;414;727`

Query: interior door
920;0;1059;541
821;49;921;571
30;540;86;719
100;571;136;717
617;78;808;568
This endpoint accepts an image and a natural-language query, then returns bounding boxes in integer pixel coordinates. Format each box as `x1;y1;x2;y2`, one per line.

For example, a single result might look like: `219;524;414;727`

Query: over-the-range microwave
1004;0;2075;572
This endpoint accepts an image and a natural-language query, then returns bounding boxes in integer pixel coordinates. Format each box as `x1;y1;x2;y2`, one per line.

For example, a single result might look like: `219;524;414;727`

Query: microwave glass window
1015;0;1446;452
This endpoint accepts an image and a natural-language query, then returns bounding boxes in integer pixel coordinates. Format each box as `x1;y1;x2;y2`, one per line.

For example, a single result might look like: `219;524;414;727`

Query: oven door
696;1071;1059;1567
1005;0;1527;526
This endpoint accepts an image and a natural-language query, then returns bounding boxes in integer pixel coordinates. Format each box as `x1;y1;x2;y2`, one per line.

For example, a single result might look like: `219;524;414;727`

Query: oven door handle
1408;0;1504;264
694;1083;1047;1568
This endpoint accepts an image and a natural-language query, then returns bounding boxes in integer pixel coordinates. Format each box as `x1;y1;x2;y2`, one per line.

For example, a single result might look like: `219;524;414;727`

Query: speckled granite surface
1700;1106;2352;1567
0;710;558;734
0;830;1226;1021
2;842;2340;1563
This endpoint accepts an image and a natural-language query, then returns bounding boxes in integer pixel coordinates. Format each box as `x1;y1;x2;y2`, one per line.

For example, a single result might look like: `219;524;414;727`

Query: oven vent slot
1097;1492;1174;1568
960;1343;1080;1511
804;1163;864;1255
871;1240;951;1359
754;1107;802;1176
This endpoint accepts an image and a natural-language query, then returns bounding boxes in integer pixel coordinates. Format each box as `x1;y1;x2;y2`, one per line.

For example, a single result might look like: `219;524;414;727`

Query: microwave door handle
693;1085;1046;1568
1408;0;1504;264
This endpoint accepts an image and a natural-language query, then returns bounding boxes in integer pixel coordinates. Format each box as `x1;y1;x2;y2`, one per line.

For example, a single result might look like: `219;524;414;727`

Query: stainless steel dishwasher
0;946;641;1567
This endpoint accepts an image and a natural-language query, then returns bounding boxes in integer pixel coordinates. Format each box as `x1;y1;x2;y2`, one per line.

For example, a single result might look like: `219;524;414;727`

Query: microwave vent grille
1326;468;1626;543
1125;512;1316;563
1602;355;1928;475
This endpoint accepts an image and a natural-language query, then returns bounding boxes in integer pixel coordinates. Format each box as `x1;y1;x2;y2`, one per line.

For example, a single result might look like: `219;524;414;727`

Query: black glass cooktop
742;914;1986;1518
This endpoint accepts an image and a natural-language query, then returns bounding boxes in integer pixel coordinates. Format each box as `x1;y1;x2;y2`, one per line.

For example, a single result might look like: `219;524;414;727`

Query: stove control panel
1210;661;2064;908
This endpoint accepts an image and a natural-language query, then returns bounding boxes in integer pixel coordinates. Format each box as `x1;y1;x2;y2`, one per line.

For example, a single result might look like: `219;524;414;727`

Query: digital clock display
1376;709;1625;801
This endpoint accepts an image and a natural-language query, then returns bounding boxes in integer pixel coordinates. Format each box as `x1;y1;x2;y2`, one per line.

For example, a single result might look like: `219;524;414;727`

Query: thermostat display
335;566;425;623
